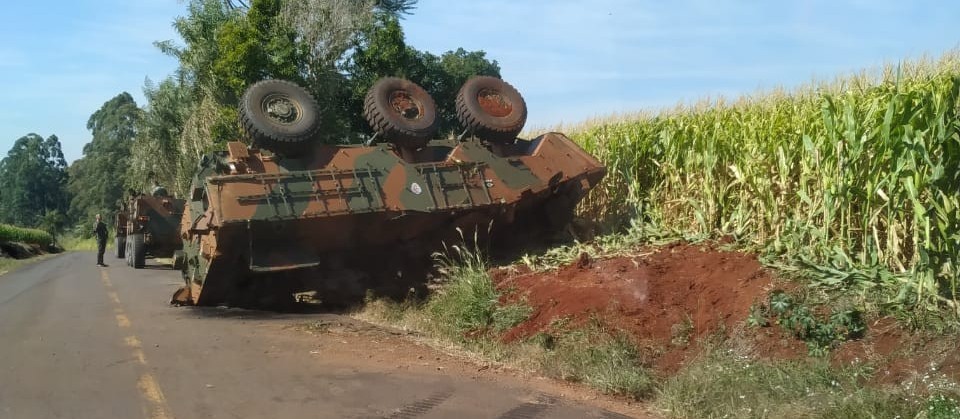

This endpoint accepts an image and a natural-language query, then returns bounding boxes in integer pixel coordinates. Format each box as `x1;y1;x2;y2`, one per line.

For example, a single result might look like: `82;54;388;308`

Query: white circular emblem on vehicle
410;182;422;195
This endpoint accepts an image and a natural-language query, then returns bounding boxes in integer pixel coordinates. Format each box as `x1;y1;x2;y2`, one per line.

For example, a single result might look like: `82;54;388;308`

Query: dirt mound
0;242;41;259
0;241;62;260
496;242;774;344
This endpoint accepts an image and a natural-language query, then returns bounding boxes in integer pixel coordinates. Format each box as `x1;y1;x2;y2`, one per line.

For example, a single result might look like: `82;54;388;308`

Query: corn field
568;51;960;315
0;224;54;246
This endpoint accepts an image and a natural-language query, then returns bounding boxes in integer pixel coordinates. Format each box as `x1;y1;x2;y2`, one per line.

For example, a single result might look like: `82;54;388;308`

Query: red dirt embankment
495;242;772;345
493;242;960;383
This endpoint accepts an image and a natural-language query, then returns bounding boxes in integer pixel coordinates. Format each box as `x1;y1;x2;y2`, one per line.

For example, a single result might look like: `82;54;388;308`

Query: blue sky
0;1;957;163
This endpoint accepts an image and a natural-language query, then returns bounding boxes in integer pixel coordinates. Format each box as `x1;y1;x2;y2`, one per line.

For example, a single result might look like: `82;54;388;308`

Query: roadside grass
657;343;960;419
518;219;665;272
60;235;101;251
356;241;656;399
536;321;657;398
355;234;960;416
0;254;58;277
0;257;27;276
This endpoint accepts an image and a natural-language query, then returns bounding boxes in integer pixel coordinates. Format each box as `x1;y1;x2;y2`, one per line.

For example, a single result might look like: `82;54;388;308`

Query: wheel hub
390;90;423;121
477;88;512;117
263;94;302;125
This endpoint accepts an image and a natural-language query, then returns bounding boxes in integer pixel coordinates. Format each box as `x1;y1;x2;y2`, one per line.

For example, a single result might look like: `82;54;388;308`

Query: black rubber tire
172;250;185;271
364;77;438;149
125;238;132;266
240;79;321;153
456;76;527;143
115;236;126;259
131;233;146;269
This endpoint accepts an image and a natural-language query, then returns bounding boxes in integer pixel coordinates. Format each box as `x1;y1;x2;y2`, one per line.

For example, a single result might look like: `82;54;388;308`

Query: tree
0;134;69;227
344;13;500;137
130;76;192;195
414;48;501;135
131;0;497;199
68;93;142;224
214;0;305;104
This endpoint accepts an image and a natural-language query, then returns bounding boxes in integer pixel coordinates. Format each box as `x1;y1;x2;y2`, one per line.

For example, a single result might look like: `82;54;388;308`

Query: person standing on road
93;214;108;267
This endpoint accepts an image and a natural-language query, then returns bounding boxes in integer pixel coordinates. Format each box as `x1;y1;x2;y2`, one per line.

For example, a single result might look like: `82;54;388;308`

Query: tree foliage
128;76;191;194
128;0;499;199
344;13;501;136
0;134;69;229
68;93;142;224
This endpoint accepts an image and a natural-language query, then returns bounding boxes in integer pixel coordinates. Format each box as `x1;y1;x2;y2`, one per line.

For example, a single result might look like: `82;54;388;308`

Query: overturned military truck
172;76;606;307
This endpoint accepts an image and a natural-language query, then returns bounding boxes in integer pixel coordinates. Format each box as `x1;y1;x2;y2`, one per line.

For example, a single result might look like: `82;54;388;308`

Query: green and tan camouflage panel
174;132;605;307
125;195;186;257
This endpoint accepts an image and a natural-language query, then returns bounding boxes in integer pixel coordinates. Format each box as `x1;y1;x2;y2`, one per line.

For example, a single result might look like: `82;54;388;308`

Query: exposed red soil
494;242;778;372
492;241;960;383
832;317;960;386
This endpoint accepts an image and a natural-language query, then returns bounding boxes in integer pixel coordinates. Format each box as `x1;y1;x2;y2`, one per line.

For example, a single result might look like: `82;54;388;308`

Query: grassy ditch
357;243;657;399
355;236;960;418
657;345;960;419
0;257;30;276
0;253;59;276
60;235;101;251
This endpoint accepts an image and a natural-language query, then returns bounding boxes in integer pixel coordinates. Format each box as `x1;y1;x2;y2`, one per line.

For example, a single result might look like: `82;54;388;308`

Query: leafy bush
749;290;866;356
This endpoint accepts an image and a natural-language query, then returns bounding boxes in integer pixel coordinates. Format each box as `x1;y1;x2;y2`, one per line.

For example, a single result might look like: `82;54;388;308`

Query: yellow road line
125;336;142;348
138;374;173;419
100;270;174;419
99;270;113;287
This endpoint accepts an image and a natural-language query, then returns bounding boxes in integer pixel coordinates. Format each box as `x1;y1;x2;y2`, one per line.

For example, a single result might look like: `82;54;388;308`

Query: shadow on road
184;303;352;320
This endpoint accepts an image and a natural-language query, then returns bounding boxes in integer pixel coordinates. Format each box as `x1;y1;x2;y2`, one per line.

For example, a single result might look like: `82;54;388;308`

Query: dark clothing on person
94;220;108;266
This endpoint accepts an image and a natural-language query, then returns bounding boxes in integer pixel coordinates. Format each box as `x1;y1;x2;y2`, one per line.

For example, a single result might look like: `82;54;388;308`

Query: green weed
751;290;866;356
657;348;924;419
537;322;656;399
424;232;532;339
59;235;101;251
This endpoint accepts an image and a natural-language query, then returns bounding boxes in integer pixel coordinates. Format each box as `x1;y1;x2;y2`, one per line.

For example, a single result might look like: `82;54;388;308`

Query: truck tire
172;250;185;271
240;79;321;153
364;77;437;149
456;76;527;143
125;238;132;266
131;233;146;269
115;236;126;259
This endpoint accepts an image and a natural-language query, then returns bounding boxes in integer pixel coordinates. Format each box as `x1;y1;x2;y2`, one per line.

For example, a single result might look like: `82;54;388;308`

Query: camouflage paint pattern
174;133;605;306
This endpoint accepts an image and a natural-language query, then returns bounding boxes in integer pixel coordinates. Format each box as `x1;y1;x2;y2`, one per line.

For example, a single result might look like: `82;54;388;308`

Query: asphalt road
0;252;644;419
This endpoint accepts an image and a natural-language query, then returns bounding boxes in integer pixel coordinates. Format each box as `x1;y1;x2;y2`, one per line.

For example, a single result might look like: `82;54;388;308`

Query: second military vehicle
116;190;186;269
